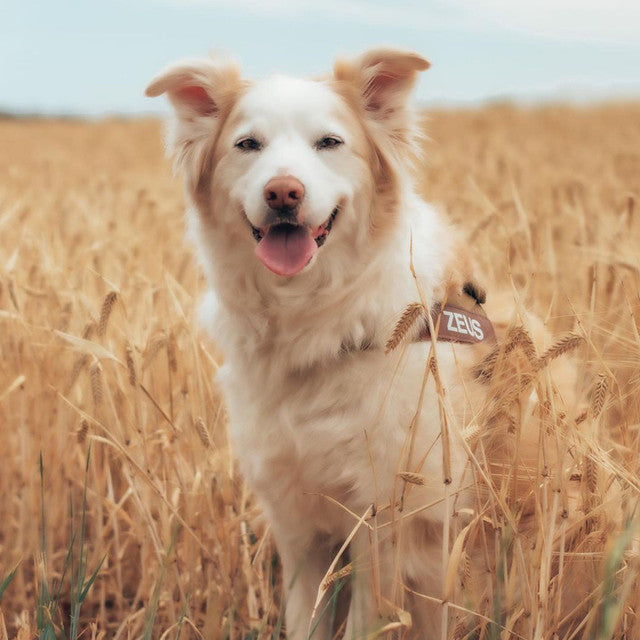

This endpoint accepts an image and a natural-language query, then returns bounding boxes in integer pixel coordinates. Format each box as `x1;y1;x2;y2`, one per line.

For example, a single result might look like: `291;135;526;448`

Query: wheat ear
385;303;426;354
194;417;212;449
97;291;117;337
535;332;583;370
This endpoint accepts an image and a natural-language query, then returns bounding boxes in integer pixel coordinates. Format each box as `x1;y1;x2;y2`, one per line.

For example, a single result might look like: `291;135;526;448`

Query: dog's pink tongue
255;224;317;277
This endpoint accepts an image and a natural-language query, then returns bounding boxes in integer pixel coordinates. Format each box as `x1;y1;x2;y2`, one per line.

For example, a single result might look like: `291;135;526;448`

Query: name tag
419;303;496;344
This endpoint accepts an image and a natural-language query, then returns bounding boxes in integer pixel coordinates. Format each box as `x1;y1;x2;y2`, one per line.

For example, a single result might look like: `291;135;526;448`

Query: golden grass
0;103;639;639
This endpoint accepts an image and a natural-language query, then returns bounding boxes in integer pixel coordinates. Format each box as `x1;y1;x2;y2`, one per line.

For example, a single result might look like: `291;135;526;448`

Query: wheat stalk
385;302;426;353
143;331;166;369
585;456;599;494
472;325;535;383
322;563;353;589
398;471;427;486
575;410;588;425
459;550;472;591
473;324;538;383
97;291;117;337
589;373;609;420
452;619;470;640
82;322;95;340
506;325;537;362
89;360;103;406
535;332;583;370
167;330;178;373
194;417;211;449
472;348;501;382
7;278;19;312
76;418;89;444
125;342;137;386
492;409;518;434
66;353;89;394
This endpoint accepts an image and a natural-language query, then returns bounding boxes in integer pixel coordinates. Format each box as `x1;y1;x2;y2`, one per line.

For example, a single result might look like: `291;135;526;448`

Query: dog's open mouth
252;207;338;277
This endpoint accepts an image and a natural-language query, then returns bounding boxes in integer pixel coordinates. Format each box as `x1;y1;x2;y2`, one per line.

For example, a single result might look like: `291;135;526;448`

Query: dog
146;49;588;639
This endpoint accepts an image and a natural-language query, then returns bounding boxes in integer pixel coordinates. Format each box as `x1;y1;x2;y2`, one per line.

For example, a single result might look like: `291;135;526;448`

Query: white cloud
155;0;640;44
462;0;640;44
152;0;472;31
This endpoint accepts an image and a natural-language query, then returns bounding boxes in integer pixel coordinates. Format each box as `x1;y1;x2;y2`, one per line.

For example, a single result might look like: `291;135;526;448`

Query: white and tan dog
146;50;581;639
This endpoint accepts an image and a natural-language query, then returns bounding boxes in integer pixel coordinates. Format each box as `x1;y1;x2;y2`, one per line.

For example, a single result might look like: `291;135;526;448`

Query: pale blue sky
1;0;639;115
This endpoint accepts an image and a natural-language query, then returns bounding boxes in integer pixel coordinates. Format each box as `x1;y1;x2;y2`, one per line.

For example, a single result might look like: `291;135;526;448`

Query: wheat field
0;103;639;639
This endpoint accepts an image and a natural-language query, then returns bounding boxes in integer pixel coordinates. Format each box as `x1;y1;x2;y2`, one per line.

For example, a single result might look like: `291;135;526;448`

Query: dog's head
146;49;429;281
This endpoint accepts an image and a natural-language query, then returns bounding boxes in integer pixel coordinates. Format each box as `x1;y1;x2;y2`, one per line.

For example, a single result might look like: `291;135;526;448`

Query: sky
1;0;639;115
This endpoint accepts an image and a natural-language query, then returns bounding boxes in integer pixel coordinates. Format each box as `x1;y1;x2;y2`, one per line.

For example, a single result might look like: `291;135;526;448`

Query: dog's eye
235;137;262;152
315;136;343;150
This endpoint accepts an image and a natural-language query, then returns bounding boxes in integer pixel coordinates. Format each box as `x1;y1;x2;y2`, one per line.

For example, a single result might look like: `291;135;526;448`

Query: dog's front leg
272;523;335;640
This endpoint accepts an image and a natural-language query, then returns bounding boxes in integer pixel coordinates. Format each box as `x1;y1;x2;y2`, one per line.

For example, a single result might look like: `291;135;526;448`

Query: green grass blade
142;525;179;640
0;564;18;602
589;517;637;640
37;452;54;634
173;595;190;640
79;554;106;602
70;445;100;640
39;452;46;555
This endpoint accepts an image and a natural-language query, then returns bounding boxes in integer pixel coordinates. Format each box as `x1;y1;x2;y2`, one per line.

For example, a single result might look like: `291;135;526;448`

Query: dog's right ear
145;55;243;180
145;56;242;116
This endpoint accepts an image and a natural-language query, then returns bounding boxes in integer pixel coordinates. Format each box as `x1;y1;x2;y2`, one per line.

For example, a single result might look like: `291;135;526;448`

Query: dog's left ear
333;48;429;125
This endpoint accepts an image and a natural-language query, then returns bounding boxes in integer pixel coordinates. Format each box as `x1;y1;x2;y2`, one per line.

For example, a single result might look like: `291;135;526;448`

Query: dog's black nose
264;176;305;211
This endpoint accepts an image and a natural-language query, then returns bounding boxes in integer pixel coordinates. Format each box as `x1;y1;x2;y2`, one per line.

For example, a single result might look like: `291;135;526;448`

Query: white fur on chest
219;338;473;543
